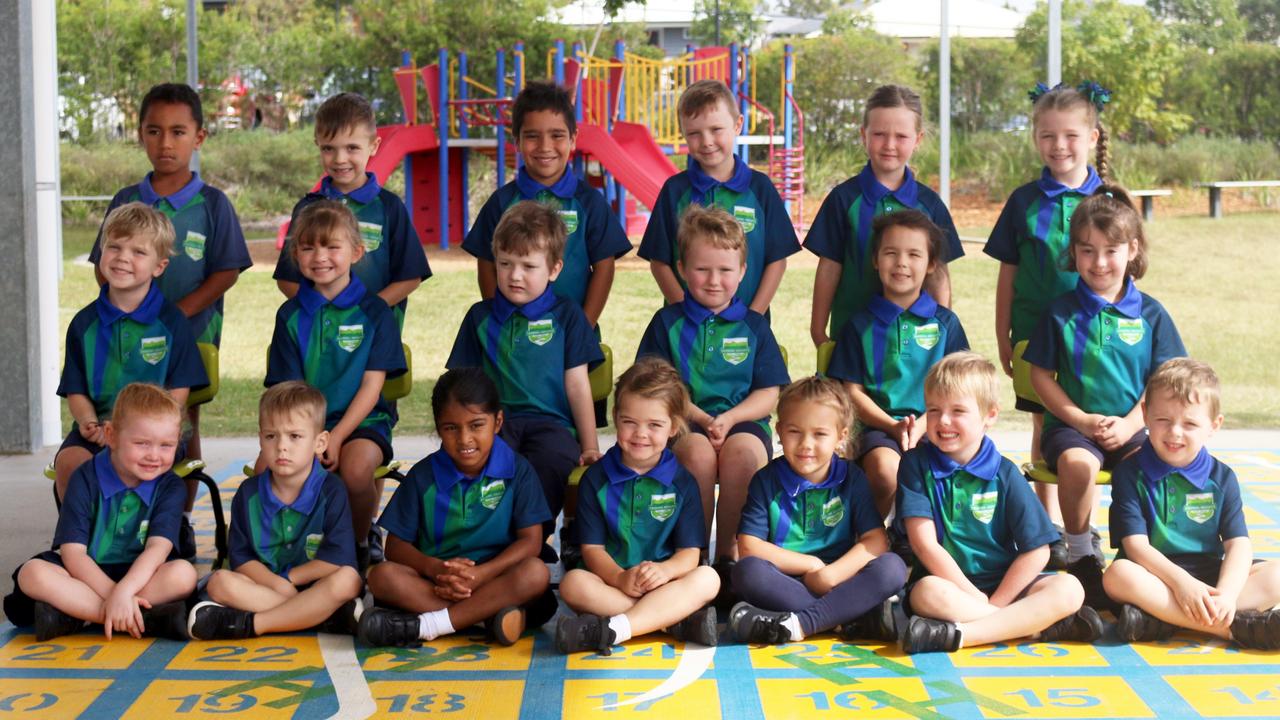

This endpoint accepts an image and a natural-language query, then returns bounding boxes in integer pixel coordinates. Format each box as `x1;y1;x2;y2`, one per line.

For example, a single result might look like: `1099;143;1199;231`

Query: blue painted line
518;631;567;720
79;637;184;718
715;644;767;720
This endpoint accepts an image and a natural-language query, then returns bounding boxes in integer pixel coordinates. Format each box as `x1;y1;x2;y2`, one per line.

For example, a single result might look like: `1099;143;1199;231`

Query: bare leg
674;434;717;547
561;567;719;636
339;439;383;540
445;557;550;629
715;435;769;560
16;559;109;623
366;561;451;613
207;569;295;612
911;574;1083;647
860;447;901;521
137;560;197;605
1055;449;1101;536
252;568;363;634
54;446;94;503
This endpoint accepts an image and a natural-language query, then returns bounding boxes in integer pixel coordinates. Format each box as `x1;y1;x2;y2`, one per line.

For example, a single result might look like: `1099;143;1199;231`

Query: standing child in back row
807;84;963;347
639;79;800;314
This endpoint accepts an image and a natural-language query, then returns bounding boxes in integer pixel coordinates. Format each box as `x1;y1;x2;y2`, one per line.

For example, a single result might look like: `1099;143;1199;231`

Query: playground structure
282;41;804;250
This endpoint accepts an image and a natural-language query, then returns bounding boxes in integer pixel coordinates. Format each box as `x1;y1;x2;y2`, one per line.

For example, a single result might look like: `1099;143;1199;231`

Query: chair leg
192;471;229;570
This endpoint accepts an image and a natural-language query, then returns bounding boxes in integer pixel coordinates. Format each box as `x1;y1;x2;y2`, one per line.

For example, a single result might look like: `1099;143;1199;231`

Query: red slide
575;121;678;209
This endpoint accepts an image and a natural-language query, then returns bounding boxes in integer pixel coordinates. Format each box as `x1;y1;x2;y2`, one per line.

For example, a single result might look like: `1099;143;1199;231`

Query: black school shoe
357;606;422;648
187;601;255;640
901;616;962;654
1048;525;1068;571
1231;608;1280;650
711;559;740;615
142;600;191;641
368;529;385;566
837;599;898;642
33;601;85;642
178;516;197;560
1115;603;1177;643
485;606;526;646
727;602;794;644
668;605;718;646
1038;605;1104;643
315;599;364;636
554;613;616;655
1066;556;1114;612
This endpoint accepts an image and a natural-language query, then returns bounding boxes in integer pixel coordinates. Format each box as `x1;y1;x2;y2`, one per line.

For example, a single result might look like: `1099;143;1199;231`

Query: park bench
1194;180;1280;218
1130;188;1172;222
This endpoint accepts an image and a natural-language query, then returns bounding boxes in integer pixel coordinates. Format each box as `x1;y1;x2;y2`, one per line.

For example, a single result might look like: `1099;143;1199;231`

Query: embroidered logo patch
559;209;579;234
137;519;149;543
183;231;206;261
914;322;941;350
733;205;757;233
481;480;507;510
821;496;845;527
337;324;365;352
305;533;323;559
1116;317;1145;346
526;318;555;346
721;337;750;365
358;221;383;252
1185;492;1216;524
971;491;998;524
140;336;168;365
649;493;676;521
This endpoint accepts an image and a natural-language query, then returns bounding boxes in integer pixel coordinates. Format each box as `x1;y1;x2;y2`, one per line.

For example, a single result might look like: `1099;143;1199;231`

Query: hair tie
1027;82;1054;104
1076;81;1112;113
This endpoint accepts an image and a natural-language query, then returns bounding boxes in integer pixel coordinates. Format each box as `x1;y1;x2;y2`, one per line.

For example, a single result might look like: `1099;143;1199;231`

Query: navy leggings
732;553;908;636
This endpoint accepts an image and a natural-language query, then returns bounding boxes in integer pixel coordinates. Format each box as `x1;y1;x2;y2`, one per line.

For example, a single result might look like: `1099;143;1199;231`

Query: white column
939;0;951;207
34;0;61;446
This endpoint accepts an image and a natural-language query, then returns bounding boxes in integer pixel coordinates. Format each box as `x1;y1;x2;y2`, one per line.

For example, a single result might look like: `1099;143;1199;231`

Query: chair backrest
186;343;220;407
590;343;614;403
816;340;835;376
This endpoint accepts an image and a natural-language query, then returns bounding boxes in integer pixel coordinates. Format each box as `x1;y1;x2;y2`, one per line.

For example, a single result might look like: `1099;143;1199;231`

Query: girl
358;367;554;648
556;357;721;655
985;82;1112;562
728;376;907;644
1025;186;1186;608
807;84;964;347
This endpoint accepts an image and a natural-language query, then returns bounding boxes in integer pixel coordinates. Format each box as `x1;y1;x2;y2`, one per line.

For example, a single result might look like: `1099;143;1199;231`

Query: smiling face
925;389;998;465
1073;225;1135;301
317;124;380;194
259;410;328;486
614;393;677;473
518;109;575;186
1144;389;1222;468
494;244;561;305
295;230;363;297
681;99;743;181
99;233;168;293
1034;106;1098;187
139;101;205;184
436;401;503;478
678;239;745;312
106;412;182;485
777;400;849;484
861;106;923;184
873;224;934;306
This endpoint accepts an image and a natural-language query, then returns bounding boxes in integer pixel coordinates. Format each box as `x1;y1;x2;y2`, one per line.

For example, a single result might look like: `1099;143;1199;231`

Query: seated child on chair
896;353;1102;654
6;383;196;641
556;357;720;655
358;368;553;648
187;382;363;640
1104;358;1280;649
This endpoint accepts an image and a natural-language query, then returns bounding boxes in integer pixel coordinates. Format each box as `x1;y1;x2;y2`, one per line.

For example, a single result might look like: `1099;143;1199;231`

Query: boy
5;383;196;641
275;92;431;329
1103;358;1280;648
463;80;630;326
188;382;363;640
265;200;407;571
896;352;1101;653
91;83;252;553
636;205;790;576
58;203;209;503
448;201;603;552
639;79;799;314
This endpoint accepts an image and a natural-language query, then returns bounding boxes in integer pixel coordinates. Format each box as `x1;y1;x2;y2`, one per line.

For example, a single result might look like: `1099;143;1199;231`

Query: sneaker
1231;609;1280;650
356;543;371;575
357;607;422;648
187;601;255;640
901;616;961;654
33;601;84;641
1115;603;1176;643
141;600;190;641
837;599;898;642
669;605;718;646
367;529;385;565
1038;605;1104;643
485;606;526;646
316;599;364;635
538;543;560;564
1047;525;1068;571
711;559;739;615
178;516;197;560
525;588;561;631
1066;556;1113;611
727;602;794;644
554;613;616;655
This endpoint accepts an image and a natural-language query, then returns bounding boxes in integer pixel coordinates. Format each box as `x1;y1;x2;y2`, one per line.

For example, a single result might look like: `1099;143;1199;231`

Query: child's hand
433;575;470;602
803;566;837;595
79;421;105;446
321;430;346;469
579;448;603;466
103;590;146;640
706;416;731;450
996;336;1014;378
1172;575;1219;626
1211;590;1238;628
440;558;479;594
906;414;927;450
893;416;916;451
1093;416;1132;451
811;328;831;348
275;573;301;598
635;561;671;592
616;566;647;598
1076;413;1108;440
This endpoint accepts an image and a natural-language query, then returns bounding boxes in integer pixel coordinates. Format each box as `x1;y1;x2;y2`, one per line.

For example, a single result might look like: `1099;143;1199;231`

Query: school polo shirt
92;172;251;346
1109;443;1247;559
983;168;1102;343
826;292;969;418
447;287;603;428
740;456;882;564
804;165;963;335
228;460;357;576
57;283;209;423
1024;278;1185;432
462;168;632;309
275;174;431;324
636;297;790;426
265;276;406;441
897;439;1059;589
53;450;185;565
638;157;800;307
575;447;705;569
378;437;550;563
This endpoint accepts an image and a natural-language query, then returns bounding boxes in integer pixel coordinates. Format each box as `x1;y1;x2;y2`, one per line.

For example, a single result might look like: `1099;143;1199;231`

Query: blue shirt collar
320;173;381;204
868;291;938;326
601;446;680;488
1036;165;1102;200
492;286;558;325
515;165;578;201
776;455;847;498
855;162;919;208
296;274;367;315
95;448;160;506
1073;276;1142;320
259;458;328;518
429;435;518;494
926;436;1002;483
139;171;204;209
95;281;164;328
679;295;748;325
1137;441;1214;491
687;155;752;205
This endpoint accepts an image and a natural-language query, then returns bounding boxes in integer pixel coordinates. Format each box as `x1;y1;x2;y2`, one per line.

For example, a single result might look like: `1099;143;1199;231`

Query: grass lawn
60;211;1280;437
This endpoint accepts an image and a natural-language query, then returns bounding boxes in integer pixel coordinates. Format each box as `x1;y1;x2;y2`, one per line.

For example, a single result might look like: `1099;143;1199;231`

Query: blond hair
924;352;1000;415
1031;85;1110;181
1146;358;1219;419
678;79;739;122
778;376;857;457
677;204;747;263
111;382;183;432
260;381;327;433
493;200;567;268
614;357;690;436
102;202;175;259
289;199;362;261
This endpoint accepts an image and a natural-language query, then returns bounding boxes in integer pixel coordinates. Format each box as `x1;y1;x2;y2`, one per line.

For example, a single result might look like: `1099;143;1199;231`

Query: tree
1239;0;1280;43
1145;0;1245;49
920;38;1034;133
690;0;763;46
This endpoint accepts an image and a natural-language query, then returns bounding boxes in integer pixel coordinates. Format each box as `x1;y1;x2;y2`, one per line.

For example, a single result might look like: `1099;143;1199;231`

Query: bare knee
206;569;237;604
16;560;61;595
909;576;951;616
162;559;199;594
320;566;363;601
558;569;595;608
685;565;720;602
365;561;401;597
509;556;550;600
1040;574;1085;614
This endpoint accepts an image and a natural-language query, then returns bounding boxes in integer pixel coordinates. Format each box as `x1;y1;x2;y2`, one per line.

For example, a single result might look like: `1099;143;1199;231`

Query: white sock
418;609;455;641
608;614;633;644
783;614;804;642
1066;531;1095;563
183;511;192;522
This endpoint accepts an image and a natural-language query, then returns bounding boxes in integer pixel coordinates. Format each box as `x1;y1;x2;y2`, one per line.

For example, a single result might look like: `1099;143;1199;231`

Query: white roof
554;0;695;28
864;0;1026;39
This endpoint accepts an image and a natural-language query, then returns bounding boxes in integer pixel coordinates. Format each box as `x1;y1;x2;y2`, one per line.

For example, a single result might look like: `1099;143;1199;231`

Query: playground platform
2;431;1280;719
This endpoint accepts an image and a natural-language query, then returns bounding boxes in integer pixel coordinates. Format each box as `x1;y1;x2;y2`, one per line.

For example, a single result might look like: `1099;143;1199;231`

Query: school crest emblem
337;324;365;352
559;210;579;234
305;533;323;559
914;322;940;350
971;491;998;524
1116;318;1145;346
649;493;676;521
733;205;757;233
481;480;507;510
821;496;845;527
140;336;168;365
1185;492;1216;524
526;318;555;346
137;519;149;543
721;337;750;365
183;231;206;261
358;221;383;252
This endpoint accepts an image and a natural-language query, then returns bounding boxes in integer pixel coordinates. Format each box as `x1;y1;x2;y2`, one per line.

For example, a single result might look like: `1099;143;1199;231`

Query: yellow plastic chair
563;343;613;522
816;340;835;376
1021;461;1112;486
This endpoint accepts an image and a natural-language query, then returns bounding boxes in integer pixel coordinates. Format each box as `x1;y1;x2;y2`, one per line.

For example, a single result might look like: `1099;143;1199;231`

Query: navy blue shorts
58;427;105;456
1041;425;1146;473
502;415;580;528
855;427;902;461
345;427;394;467
690;420;772;458
4;550;133;627
1015;397;1047;414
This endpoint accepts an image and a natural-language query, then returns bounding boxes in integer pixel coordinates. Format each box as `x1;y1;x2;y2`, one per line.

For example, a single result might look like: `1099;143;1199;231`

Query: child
985;82;1112;560
188;382;363;640
274;92;430;328
1026;186;1185;606
5;384;196;641
636;205;790;573
265;200;407;571
556;358;720;654
826;210;969;519
56;203;208;503
727;376;907;645
448;201;603;550
463;80;631;326
358;368;553;647
1104;359;1280;648
806;84;964;347
896;353;1101;654
639;79;800;314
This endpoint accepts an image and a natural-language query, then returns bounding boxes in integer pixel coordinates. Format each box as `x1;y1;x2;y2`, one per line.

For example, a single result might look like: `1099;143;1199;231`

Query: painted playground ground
4;445;1280;719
